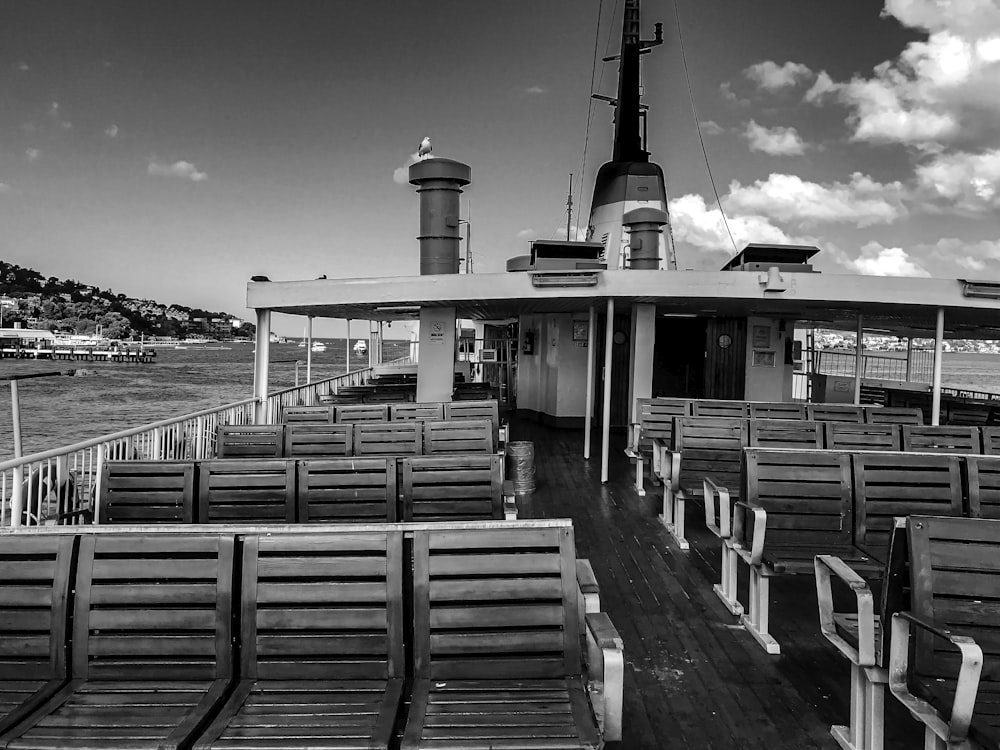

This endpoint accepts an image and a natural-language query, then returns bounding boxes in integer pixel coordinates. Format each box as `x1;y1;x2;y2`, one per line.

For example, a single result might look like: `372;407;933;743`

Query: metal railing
813;349;934;383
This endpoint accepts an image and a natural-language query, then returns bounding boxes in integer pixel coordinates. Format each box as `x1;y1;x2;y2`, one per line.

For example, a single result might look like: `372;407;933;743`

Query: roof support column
932;307;944;425
305;316;313;396
905;337;913;382
346;319;351;373
854;314;863;406
253;308;271;424
417;306;456;402
630;304;655;421
584;305;596;459
602;299;614;483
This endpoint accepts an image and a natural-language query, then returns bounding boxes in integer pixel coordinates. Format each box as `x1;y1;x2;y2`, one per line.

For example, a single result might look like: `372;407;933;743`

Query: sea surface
0;340;408;461
1;346;999;462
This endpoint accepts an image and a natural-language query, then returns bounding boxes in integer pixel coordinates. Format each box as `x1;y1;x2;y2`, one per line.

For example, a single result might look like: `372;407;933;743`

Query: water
2;346;999;462
0;340;409;461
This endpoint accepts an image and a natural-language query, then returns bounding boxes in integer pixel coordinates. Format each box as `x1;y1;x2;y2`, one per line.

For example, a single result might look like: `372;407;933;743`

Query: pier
0;346;156;363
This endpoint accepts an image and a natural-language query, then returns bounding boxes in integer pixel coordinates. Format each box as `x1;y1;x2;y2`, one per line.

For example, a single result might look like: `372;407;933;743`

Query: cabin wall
744;316;795;401
516;313;589;427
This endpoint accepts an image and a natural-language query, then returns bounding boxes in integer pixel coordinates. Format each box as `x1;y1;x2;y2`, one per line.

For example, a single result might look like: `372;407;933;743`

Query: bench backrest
865;406;923;424
297;458;397;522
674;416;747;495
636;398;688;452
281;405;334;424
906;515;1000;689
217;425;285;458
444;400;501;444
335;404;390;423
284;423;353;458
412;523;581;680
100;460;195;523
691;399;747;418
363;390;413;404
748;403;807;420
852;453;964;554
73;533;234;680
353;421;422;456
198;459;296;523
901;425;981;454
401;455;504;521
965;455;1000;520
742;448;853;550
240;532;404;681
824;422;901;452
981;426;1000;455
748;419;824;450
422;420;494;454
0;535;74;682
391;402;444;421
807;404;865;423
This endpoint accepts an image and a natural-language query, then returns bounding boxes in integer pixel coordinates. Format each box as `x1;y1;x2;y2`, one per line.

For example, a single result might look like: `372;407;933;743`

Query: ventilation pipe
623;207;668;270
409;158;472;274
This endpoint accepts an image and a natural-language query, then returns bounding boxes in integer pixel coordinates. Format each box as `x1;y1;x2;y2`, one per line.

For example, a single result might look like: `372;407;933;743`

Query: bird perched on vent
417;136;432;158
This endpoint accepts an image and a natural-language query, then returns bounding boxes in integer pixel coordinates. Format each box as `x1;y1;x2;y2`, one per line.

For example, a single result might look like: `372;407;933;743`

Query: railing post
932;308;944;425
93;447;105;525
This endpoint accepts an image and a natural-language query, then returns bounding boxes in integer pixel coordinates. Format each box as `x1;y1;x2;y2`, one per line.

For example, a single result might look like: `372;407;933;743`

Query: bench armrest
625;422;641;454
654;444;680;489
732;500;767;567
502;480;517;520
889;611;983;744
585;611;624;742
703;476;733;539
814;554;877;667
576;559;600;614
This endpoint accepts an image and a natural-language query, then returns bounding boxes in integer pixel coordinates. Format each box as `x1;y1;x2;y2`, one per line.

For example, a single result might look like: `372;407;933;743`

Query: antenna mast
566;173;574;240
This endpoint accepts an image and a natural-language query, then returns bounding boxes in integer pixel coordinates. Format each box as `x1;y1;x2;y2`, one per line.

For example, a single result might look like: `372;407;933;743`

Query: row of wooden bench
650;416;1000;548
218;419;497;459
817;514;1000;750
99;454;516;524
0;520;623;749
280;398;502;432
705;447;1000;655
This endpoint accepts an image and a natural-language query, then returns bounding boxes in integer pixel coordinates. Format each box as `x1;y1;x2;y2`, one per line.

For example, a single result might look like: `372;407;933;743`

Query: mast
608;0;662;162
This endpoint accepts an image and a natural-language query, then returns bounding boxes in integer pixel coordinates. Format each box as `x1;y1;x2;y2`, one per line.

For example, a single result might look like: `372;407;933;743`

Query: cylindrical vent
506;441;536;494
623;207;669;270
409;158;472;275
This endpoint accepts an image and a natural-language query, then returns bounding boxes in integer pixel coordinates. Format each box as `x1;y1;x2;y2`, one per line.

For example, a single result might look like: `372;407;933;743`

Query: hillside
0;261;254;340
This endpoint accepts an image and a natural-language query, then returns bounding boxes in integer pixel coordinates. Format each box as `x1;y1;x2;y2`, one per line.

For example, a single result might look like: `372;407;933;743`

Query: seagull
418;136;432;158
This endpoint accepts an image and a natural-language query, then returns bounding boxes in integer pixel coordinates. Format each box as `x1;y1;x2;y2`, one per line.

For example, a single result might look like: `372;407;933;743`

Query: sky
1;0;999;337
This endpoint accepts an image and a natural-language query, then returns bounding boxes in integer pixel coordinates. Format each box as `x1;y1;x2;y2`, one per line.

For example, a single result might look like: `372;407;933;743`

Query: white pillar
905;337;913;382
630;304;655;421
417;307;457;402
932;308;944;426
10;381;23;527
601;299;615;483
584;306;596;459
305;316;313;385
346;319;351;373
253;309;271;424
854;315;863;406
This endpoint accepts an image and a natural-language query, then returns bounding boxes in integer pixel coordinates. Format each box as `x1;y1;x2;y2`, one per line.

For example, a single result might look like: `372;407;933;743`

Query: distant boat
353;340;367;354
311;341;327;352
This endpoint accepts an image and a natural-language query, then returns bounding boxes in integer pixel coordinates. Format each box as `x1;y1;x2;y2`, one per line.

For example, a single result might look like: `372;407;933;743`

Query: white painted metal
932;308;944;426
584;305;596;460
602;299;614;483
253;309;271;424
854;315;863;406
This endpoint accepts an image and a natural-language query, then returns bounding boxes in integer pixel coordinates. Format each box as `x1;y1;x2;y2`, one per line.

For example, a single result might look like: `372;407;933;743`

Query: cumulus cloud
744;120;807;155
147;159;207;182
882;0;1000;37
669;193;805;254
915;148;1000;211
725;172;907;227
48;102;59;116
25;148;40;161
16;61;29;72
720;82;749;107
105;124;119;138
700;120;724;136
745;61;814;91
849;242;931;276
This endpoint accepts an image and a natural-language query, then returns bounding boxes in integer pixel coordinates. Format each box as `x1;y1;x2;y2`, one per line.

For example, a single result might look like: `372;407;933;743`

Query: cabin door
594;312;632;427
480;323;517;407
704;318;747;399
653;318;708;398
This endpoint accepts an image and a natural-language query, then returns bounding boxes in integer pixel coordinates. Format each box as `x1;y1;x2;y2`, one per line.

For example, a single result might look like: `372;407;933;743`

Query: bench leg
712;541;743;616
633;456;646;497
660;491;689;551
924;726;946;750
866;674;884;750
740;566;780;654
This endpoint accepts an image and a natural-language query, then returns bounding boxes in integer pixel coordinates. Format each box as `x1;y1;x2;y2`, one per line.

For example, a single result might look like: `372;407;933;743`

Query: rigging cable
672;0;739;255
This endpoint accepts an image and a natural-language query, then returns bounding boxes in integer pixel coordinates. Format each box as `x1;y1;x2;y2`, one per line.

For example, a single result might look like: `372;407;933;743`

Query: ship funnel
409;158;472;275
623;207;668;269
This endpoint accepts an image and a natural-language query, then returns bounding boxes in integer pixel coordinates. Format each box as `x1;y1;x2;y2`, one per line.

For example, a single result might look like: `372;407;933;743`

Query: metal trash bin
507;441;536;495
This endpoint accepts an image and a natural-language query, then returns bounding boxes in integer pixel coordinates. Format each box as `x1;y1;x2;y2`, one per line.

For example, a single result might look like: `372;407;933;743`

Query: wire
575;0;606;240
672;0;738;255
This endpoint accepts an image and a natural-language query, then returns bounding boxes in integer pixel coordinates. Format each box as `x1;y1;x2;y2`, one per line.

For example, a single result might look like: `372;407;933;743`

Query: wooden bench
691;399;747;417
402;522;623;748
444;399;505;448
625;397;688;497
0;535;75;737
280;405;334;423
421;419;495;455
216;424;284;458
815;517;909;750
864;406;924;424
353;421;422;457
0;533;235;749
824;422;901;451
730;448;964;654
983;426;1000;454
198;459;296;523
99;460;195;523
297;457;397;522
901;424;981;453
283;422;353;458
967;455;1000;519
192;531;405;750
808;404;865;422
400;455;515;521
889;515;1000;750
391;402;444;420
749;402;807;420
336;404;390;422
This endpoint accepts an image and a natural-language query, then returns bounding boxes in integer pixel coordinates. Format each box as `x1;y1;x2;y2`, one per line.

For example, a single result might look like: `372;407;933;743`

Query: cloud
105;124;119;138
524;85;546;95
700;120;724;136
16;61;29;72
147;159;207;182
745;61;814;91
668;193;805;254
392;149;435;185
726;172;907;227
25;148;40;161
48;102;59;116
720;82;749;107
744;120;807;155
60;121;72;130
882;0;1000;37
516;228;535;240
555;224;588;242
914;147;1000;211
0;183;11;194
848;242;931;276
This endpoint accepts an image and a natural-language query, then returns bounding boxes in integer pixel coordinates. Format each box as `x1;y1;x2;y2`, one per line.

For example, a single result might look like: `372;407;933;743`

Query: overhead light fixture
961;280;1000;299
529;270;600;288
374;305;421;313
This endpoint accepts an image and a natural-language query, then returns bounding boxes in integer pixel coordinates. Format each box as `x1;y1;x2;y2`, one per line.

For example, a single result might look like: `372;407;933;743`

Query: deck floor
509;417;925;750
